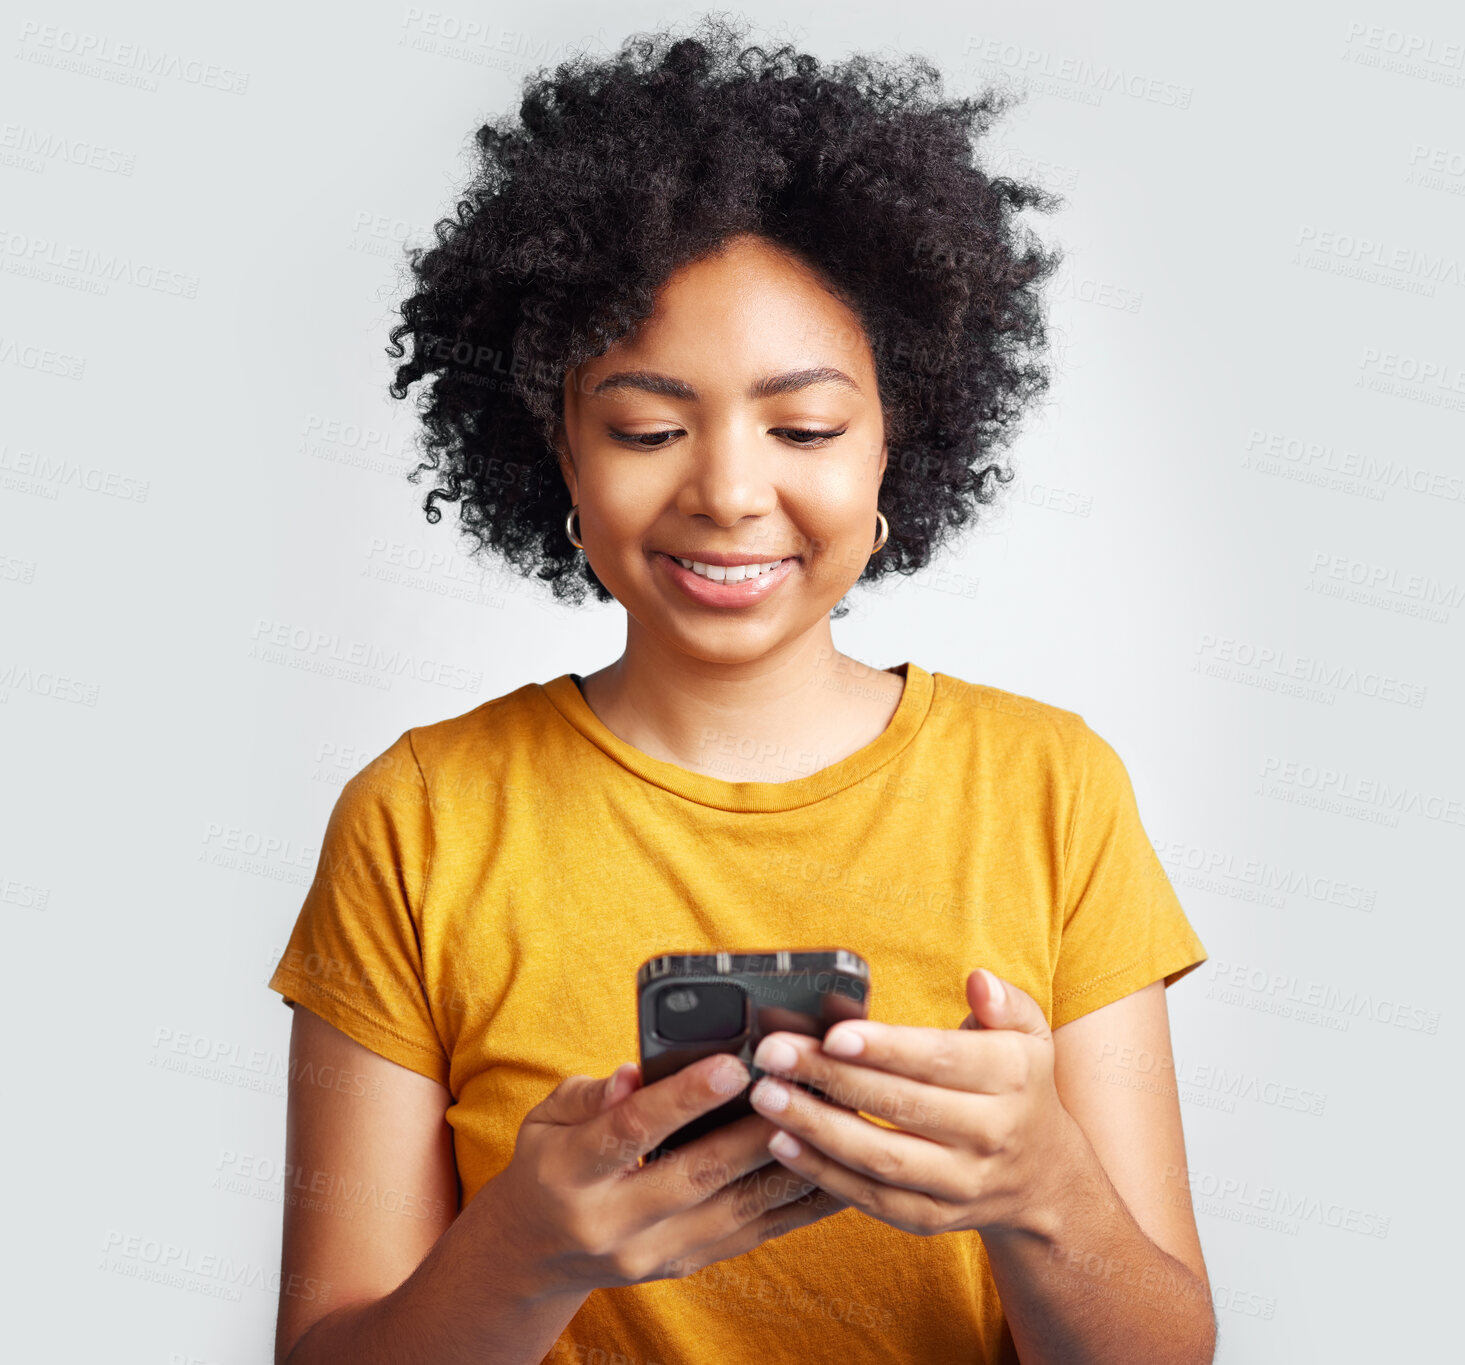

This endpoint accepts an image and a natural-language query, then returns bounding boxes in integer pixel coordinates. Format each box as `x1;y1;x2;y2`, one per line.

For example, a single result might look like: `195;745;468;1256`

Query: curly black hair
386;11;1065;614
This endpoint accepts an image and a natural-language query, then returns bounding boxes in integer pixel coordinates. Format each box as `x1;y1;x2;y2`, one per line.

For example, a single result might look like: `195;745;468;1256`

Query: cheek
796;447;883;510
581;473;662;544
807;476;886;576
788;471;881;542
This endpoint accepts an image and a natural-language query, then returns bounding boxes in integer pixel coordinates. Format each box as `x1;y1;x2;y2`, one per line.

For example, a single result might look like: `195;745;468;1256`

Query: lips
658;550;802;568
653;551;798;607
673;555;792;584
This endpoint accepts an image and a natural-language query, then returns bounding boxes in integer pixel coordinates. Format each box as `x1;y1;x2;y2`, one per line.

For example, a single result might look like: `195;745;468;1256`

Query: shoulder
924;670;1139;807
337;678;559;821
929;669;1097;759
404;677;549;768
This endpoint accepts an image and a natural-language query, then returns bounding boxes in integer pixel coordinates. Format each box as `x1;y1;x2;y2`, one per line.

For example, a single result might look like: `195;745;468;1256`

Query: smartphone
635;948;871;1163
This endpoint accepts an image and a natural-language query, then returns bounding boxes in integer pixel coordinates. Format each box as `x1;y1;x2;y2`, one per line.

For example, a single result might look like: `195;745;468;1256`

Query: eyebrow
587;365;862;401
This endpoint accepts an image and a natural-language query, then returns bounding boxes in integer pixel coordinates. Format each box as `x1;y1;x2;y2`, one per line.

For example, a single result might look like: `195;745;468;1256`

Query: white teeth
675;557;787;583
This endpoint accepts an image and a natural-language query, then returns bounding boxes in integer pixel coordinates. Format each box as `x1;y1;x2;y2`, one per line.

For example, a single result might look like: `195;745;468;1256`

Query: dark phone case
636;949;870;1163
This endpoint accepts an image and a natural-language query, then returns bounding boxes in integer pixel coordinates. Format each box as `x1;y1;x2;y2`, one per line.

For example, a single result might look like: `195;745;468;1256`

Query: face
556;233;888;666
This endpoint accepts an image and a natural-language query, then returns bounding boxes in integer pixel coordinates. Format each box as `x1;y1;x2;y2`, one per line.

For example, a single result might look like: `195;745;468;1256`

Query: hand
746;968;1080;1240
478;1053;848;1297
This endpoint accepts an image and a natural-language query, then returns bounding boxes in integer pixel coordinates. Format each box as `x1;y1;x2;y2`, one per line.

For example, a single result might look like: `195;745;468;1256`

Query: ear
554;422;577;504
555;364;580;501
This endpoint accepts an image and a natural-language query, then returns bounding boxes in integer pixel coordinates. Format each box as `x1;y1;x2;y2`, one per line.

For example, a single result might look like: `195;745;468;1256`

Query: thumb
535;1063;642;1127
961;969;1051;1039
599;1062;642;1112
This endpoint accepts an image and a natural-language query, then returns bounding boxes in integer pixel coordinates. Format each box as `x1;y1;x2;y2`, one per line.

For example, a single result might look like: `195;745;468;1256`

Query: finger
647;1166;850;1280
964;969;1052;1038
750;1076;978;1201
529;1064;641;1131
751;1034;981;1143
766;1023;1029;1096
760;1122;953;1235
587;1053;751;1176
600;1062;642;1111
617;1111;787;1229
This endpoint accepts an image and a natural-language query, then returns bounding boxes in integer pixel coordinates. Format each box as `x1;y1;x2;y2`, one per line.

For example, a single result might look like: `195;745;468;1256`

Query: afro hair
386;11;1066;614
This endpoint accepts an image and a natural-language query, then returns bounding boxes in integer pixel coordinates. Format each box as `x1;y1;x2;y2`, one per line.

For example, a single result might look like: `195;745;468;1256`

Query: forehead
575;235;876;388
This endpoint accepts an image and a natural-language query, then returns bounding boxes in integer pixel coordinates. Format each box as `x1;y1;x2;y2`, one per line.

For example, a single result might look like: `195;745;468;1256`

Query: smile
653;552;798;607
674;557;788;583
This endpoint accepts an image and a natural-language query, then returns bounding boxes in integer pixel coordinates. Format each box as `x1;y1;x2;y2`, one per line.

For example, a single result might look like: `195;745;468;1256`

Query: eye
774;427;848;447
607;428;682;448
605;426;849;449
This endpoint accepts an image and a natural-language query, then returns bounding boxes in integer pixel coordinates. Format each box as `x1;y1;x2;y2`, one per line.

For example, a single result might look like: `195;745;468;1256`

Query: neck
576;621;905;782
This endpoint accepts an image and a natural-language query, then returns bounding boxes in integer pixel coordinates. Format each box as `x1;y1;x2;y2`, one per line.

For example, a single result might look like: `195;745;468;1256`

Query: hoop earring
565;504;583;550
872;510;889;553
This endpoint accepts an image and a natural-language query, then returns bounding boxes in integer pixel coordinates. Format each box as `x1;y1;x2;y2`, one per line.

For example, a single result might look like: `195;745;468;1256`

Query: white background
2;2;1460;1360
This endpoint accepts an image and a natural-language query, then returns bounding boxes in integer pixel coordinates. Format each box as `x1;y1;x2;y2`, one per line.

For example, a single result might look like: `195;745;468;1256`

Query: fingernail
750;1078;790;1113
768;1131;802;1159
603;1064;630;1104
709;1060;748;1095
753;1036;798;1072
982;970;1006;1007
823;1026;864;1057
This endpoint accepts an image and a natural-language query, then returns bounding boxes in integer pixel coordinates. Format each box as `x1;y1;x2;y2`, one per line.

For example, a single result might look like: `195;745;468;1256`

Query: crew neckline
540;662;935;813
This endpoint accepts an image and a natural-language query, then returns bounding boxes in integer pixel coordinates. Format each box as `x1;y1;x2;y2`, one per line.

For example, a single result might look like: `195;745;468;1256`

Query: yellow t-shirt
268;661;1206;1364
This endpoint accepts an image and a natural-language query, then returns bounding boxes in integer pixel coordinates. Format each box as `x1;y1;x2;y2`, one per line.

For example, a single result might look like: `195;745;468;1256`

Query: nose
673;419;779;528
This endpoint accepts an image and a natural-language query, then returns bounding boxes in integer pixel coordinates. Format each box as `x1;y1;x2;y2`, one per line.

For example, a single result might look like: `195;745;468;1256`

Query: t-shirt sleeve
1049;722;1207;1030
267;731;450;1087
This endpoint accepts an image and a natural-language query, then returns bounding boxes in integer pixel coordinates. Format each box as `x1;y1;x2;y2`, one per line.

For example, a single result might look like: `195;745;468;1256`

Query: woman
268;17;1214;1364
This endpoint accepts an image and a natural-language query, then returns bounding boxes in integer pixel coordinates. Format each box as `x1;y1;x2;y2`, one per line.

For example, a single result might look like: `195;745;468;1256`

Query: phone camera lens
655;982;746;1042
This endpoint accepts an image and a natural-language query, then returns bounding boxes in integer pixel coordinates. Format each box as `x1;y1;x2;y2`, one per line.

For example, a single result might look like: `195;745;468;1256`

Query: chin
654;610;797;658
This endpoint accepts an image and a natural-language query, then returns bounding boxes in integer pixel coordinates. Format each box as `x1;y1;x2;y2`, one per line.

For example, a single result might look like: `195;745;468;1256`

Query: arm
275;1005;588;1365
981;980;1215;1364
